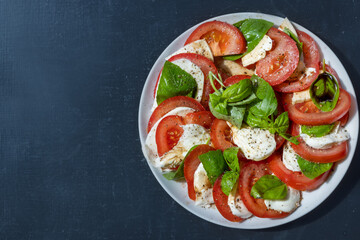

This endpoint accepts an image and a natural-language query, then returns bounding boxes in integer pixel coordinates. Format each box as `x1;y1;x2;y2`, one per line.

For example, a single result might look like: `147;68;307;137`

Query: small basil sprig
297;156;333;179
250;175;287;200
224;19;274;61
301;124;335;137
198;150;227;184
309;62;340;112
220;147;241;195
282;27;303;55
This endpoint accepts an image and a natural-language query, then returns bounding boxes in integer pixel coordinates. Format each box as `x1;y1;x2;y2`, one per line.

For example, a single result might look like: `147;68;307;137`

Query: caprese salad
144;17;351;222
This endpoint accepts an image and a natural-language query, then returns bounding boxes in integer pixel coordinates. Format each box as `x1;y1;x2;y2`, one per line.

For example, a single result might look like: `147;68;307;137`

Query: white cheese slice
230;125;276;161
215;58;254;76
166;39;214;61
241;35;272;67
194;163;214;207
291;88;311;104
282;142;301;172
264;186;301;213
227;183;252;219
279;17;298;38
300;123;350;149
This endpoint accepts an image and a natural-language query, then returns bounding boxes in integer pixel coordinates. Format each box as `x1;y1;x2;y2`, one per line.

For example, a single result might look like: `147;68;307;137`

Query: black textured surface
0;0;359;239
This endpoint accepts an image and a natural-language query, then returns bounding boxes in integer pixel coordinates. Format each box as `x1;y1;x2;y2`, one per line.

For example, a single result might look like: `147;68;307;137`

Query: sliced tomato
275;134;285;150
290;123;348;163
147;96;205;133
184;145;215;200
268;151;331;191
223;75;250;86
184;111;215;129
213;174;243;222
274;30;320;92
155;115;184;156
283;88;351;125
238;161;290;218
185;21;246;56
256;28;299;86
210;119;235;151
339;111;349;126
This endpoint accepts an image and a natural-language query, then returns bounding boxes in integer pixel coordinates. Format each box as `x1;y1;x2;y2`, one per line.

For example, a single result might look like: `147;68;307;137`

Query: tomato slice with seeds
210;119;235;151
213;174;244;222
184;145;215;201
155;115;185;157
223;75;251;87
290;123;349;163
256;27;299;86
274;30;320;92
268;151;331;191
185;21;246;56
283;89;351;125
184;111;215;129
147;96;205;133
238;161;290;218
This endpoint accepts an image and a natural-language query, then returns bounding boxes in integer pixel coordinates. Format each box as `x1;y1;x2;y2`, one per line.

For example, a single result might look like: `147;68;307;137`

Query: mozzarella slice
230;125;276;161
264;186;301;213
151;58;204;111
292;88;311;104
166;39;214;61
145;107;195;167
215;58;254;76
227;183;252;219
282;142;301;172
279;17;298;38
242;35;272;67
300;123;350;149
194;163;214;207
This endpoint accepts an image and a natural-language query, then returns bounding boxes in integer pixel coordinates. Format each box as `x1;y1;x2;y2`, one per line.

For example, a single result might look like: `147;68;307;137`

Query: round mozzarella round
194;163;214;207
227;184;252;219
282;142;301;172
230;125;276;161
264;186;301;213
241;35;272;67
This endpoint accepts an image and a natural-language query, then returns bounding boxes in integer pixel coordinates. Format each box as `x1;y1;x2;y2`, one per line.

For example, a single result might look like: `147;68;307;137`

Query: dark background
0;0;359;239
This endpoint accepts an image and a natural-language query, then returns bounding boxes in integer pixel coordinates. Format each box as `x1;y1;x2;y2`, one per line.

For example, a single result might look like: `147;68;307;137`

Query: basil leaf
228;93;258;106
283;27;303;54
250;175;287;200
223;147;240;171
209;92;228;115
309;71;340;112
222;79;253;103
244;112;270;129
297;156;333;179
273;112;290;134
249;75;278;118
221;171;239;196
279;132;300;145
229;106;246;128
156;61;198;105
199;150;227;185
163;145;198;180
301;124;335;137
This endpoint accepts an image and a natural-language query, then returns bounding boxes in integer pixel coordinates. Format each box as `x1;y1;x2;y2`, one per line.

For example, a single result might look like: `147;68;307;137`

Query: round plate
138;12;358;229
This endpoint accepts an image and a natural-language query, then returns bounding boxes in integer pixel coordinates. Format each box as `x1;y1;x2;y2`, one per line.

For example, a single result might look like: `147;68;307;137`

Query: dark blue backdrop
0;0;359;239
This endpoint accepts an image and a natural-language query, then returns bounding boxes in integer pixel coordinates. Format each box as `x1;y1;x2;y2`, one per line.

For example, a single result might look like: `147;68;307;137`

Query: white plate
138;12;358;229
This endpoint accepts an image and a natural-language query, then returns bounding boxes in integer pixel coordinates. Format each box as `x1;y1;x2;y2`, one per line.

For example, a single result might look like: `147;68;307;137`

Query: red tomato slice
155;115;185;157
283;88;351;125
185;20;246;56
256;28;299;86
147;96;205;133
268;151;331;191
184;145;215;201
210;119;235;151
238;161;290;218
274;30;320;92
184;111;215;129
223;75;250;87
339;111;349;126
213;174;243;222
290;123;349;163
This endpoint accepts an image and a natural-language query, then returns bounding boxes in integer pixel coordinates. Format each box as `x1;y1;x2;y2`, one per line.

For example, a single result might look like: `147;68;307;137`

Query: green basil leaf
156;61;198;105
222;78;253;103
244;112;270;129
228;93;258;106
279;132;300;145
309;72;340;112
297;156;333;179
163;145;198;180
301;124;335;137
250;175;287;200
229;106;246;128
209;92;228;115
223;147;240;171
248;75;278;118
199;150;227;185
273;112;290;133
221;171;239;196
283;27;303;54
